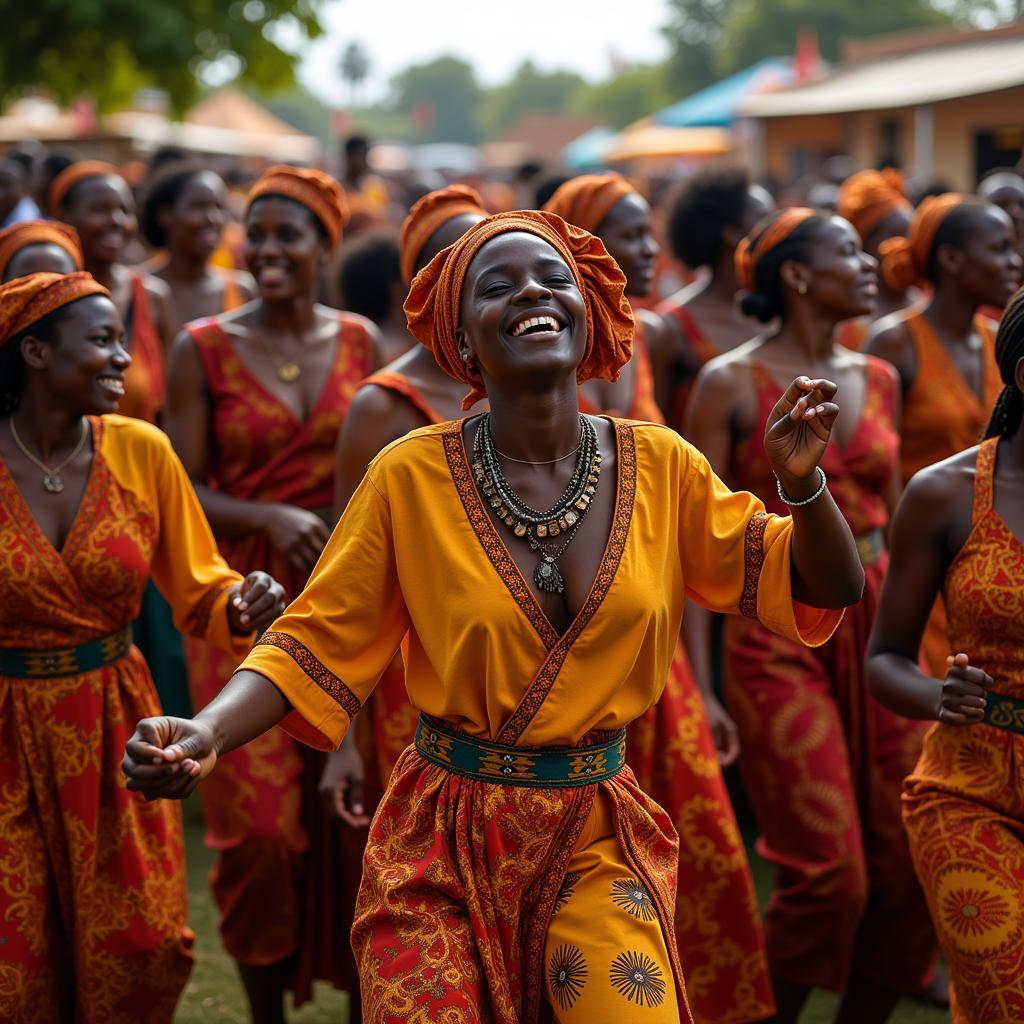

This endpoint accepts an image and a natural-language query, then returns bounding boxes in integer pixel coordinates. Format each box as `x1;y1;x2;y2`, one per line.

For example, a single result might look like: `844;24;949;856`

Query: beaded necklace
472;414;601;594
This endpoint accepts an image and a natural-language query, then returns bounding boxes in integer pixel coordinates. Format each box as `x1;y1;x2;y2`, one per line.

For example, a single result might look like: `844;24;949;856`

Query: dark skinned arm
866;459;991;722
681;360;742;762
165;329;329;573
122;670;292;800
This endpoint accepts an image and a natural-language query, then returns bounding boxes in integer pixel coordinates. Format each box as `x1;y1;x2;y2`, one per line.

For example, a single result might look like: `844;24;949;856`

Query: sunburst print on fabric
609;950;667;1008
610;878;657;922
553;871;582;915
547;944;588;1011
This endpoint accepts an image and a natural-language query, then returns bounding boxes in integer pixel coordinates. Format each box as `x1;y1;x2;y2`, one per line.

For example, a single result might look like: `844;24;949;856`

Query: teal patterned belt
856;528;885;567
415;715;627;787
0;626;133;679
983;691;1024;734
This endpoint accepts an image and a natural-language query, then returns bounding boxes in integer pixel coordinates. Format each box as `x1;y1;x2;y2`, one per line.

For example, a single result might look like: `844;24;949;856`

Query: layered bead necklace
472;414;601;594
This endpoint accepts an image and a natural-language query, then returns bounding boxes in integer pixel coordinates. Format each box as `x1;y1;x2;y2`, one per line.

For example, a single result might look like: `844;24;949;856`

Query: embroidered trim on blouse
192;581;232;638
497;421;637;745
257;630;361;720
739;512;769;621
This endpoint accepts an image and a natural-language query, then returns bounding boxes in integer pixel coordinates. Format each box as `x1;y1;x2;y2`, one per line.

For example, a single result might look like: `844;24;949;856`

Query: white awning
739;34;1024;117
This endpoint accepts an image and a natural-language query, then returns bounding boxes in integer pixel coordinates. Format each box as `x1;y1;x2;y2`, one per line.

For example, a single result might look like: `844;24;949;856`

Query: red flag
794;26;824;83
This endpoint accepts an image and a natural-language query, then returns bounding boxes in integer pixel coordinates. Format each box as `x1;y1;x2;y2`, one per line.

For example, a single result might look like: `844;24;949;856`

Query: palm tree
340;42;371;108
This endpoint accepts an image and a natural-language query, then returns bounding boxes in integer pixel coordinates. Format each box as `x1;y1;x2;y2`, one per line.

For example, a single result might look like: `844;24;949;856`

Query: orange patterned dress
903;438;1024;1024
0;415;251;1023
580;327;773;1023
900;312;1002;678
723;357;937;994
183;315;372;1006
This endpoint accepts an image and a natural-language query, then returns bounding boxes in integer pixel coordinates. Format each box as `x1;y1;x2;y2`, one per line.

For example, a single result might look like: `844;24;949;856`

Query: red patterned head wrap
245;165;349;248
837;168;913;242
735;207;816;292
405;210;633;410
542;172;637;234
0;220;83;281
48;161;122;215
879;193;966;292
0;271;110;346
399;184;487;285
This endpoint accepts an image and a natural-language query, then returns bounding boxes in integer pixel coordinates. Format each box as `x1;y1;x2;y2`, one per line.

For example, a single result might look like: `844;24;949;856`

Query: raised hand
937;653;991;726
765;377;839;497
122;717;218;800
228;571;286;633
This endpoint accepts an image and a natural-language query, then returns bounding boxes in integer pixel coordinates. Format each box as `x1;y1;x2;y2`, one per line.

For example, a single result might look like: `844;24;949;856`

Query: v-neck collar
214;320;343;427
442;417;637;743
0;416;106;574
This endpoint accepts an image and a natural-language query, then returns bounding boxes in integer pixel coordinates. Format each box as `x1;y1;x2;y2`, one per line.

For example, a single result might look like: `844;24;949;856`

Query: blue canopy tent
562;127;619;169
652;58;794;129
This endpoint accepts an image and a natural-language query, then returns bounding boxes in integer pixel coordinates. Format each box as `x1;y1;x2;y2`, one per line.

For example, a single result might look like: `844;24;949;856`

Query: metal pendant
278;363;301;383
534;557;564;594
42;473;64;494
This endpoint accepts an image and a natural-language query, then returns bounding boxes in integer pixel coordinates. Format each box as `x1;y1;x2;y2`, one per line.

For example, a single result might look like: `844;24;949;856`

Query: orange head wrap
0;220;83;281
735;207;817;293
542;172;637;234
48;161;122;216
246;165;349;249
837;168;913;242
399;184;487;285
0;271;110;347
878;193;966;292
405;210;634;410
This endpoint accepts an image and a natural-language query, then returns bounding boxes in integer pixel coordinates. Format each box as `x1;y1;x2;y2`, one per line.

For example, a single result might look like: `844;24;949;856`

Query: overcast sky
297;0;672;106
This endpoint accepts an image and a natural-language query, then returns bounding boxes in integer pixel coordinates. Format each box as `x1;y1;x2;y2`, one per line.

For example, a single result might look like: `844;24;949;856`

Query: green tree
389;56;482;143
717;0;950;73
661;0;734;96
480;61;586;137
0;0;323;112
339;41;371;107
571;63;674;129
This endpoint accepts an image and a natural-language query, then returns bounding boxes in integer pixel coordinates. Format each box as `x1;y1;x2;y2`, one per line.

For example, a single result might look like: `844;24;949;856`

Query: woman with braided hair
123;209;863;1023
867;285;1024;1023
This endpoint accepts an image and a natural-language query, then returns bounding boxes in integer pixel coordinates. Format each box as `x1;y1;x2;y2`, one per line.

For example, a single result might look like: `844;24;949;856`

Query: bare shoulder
899;447;977;532
865;311;912;359
141;272;171;303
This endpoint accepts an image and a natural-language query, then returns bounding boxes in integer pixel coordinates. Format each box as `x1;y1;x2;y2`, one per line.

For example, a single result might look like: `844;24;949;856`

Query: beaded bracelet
776;467;827;507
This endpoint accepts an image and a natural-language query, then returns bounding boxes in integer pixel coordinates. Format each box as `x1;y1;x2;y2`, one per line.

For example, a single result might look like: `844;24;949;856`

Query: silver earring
798;282;808;295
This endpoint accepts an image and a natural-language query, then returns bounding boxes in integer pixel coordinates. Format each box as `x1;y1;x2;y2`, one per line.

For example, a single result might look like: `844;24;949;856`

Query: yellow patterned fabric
233;418;839;1021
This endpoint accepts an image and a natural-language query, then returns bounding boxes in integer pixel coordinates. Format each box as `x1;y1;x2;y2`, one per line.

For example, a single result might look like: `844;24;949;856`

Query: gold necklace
9;416;89;494
252;331;301;383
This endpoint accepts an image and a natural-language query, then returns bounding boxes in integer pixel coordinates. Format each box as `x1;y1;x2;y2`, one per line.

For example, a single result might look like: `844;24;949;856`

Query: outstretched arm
123;670;290;800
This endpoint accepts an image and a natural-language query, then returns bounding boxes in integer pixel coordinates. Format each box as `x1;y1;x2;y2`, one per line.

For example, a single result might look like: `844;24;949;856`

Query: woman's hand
228;572;286;633
936;653;991;726
318;732;370;828
264;504;331;575
765;377;839;497
703;692;741;767
122;717;218;800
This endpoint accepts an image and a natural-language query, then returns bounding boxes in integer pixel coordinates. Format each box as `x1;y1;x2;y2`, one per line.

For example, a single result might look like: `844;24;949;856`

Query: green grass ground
174;800;948;1023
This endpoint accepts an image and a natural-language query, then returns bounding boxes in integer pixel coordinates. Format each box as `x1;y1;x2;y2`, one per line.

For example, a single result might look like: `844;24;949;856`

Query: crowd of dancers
0;141;1023;1024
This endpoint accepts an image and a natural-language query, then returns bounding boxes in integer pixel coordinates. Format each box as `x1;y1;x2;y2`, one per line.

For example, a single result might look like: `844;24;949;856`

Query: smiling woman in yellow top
123;210;863;1024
